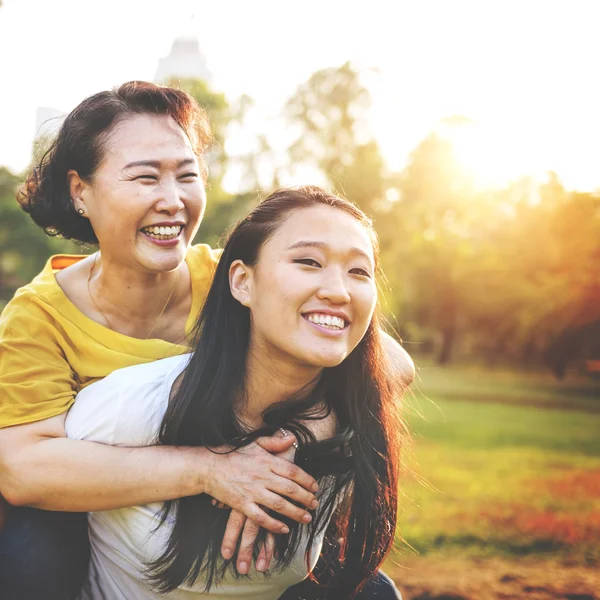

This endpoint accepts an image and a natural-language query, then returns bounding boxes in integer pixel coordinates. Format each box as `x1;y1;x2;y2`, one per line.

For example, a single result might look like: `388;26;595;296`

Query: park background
1;1;599;598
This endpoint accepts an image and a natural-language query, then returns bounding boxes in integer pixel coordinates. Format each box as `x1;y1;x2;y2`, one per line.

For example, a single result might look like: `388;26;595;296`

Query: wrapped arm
0;298;317;530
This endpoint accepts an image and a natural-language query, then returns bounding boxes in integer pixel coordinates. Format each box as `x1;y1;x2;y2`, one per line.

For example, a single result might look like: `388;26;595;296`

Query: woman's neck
239;348;322;428
88;252;188;338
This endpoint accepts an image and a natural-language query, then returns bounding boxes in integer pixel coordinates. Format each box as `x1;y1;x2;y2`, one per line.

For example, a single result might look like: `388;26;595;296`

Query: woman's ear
229;260;254;307
67;169;89;216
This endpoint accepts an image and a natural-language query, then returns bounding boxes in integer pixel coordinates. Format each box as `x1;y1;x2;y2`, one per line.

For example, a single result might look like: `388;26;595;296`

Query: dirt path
387;556;600;600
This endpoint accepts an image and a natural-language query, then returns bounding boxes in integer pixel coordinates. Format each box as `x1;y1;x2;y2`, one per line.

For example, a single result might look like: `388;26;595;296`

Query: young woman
65;186;406;599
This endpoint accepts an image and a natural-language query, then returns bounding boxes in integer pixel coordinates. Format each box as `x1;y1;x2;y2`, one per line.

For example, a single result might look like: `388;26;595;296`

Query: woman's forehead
267;205;375;261
102;115;194;165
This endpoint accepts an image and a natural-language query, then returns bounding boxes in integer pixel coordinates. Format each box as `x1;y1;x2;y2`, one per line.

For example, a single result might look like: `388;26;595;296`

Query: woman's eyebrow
287;240;372;263
123;158;196;169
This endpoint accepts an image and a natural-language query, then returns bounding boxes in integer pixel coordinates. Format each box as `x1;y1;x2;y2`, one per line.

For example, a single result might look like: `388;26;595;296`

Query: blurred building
154;37;212;84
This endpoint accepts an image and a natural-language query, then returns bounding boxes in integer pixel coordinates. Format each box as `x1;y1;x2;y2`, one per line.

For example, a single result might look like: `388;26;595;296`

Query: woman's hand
213;416;337;574
204;433;318;541
217;440;299;574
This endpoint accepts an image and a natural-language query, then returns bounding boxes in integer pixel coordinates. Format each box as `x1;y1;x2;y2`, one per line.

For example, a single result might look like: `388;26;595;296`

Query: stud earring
77;208;85;215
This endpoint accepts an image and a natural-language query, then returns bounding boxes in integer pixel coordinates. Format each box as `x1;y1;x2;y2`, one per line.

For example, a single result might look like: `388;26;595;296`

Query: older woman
65;186;406;599
0;82;412;599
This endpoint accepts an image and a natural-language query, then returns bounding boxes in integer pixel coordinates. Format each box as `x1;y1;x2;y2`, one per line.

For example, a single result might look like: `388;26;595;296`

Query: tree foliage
0;167;76;308
385;132;600;370
166;78;255;247
284;63;600;373
2;67;598;375
284;62;387;215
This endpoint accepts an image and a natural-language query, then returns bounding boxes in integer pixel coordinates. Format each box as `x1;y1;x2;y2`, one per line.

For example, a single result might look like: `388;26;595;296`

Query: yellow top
0;244;220;428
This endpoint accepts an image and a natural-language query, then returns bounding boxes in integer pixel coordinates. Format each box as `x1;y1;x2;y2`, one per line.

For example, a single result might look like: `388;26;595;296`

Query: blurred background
1;1;599;598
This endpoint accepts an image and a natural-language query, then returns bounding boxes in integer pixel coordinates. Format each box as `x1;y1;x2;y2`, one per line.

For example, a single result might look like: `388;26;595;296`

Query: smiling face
231;205;378;373
74;114;206;273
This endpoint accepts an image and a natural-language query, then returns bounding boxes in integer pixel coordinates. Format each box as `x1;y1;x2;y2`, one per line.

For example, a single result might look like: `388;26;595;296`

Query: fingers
265;533;276;571
243;505;291;535
255;434;295;454
223;514;279;575
271;458;319;494
211;497;229;509
258;490;313;525
274;445;297;462
221;509;246;561
270;478;319;511
256;532;275;573
237;518;261;575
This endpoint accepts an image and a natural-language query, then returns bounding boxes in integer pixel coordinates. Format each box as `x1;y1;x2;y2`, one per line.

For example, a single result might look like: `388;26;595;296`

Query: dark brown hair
18;81;212;244
148;186;405;598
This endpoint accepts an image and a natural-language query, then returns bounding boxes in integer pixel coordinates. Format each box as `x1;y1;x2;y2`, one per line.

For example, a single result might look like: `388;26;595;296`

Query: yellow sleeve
0;292;77;428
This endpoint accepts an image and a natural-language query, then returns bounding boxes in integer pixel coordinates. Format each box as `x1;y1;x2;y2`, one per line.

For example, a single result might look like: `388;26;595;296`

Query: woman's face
75;114;205;273
234;205;377;372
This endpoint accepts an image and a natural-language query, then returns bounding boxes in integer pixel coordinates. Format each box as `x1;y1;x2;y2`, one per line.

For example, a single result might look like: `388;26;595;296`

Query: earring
77;208;84;215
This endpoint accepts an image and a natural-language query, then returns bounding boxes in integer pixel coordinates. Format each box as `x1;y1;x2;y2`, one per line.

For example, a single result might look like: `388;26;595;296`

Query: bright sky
1;0;599;192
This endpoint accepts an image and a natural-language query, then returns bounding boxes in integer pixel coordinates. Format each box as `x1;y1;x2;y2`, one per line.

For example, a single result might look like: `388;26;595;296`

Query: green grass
395;363;600;561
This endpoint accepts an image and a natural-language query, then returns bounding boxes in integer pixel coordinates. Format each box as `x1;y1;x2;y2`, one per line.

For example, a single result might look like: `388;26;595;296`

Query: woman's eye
179;173;199;181
135;175;157;181
294;258;322;268
350;267;372;278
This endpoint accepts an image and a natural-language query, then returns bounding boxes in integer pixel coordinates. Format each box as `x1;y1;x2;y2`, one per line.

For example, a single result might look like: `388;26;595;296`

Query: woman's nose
316;269;351;304
155;180;185;214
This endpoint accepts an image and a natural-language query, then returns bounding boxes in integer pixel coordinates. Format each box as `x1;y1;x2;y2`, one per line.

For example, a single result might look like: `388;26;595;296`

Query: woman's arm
0;289;319;532
0;414;318;534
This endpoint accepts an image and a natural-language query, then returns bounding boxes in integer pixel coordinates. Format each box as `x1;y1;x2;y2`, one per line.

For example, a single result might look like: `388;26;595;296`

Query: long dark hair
148;186;405;598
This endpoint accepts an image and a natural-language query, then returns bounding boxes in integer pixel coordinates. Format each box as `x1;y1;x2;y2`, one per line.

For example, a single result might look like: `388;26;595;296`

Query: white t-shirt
65;354;328;600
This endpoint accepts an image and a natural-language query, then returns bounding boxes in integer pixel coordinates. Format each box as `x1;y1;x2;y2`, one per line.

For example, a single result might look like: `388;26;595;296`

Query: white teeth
142;225;182;239
306;313;346;330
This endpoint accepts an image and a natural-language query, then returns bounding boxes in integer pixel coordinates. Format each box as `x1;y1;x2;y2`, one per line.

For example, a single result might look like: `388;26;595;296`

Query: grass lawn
392;362;600;561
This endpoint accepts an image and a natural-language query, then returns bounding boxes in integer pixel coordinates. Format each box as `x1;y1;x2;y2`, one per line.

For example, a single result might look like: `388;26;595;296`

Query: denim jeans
0;507;89;600
279;570;402;599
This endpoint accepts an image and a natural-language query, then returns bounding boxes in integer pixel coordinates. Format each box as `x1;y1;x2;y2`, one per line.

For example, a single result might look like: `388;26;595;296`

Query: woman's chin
134;245;187;272
302;352;348;369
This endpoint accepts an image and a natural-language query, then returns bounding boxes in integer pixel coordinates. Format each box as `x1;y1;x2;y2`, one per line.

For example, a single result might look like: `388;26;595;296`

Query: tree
166;77;231;190
284;62;388;215
381;128;482;364
384;123;600;372
166;78;256;246
0;167;76;307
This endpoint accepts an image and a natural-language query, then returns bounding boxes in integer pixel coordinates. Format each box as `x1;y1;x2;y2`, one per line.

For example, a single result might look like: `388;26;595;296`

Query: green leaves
0;167;78;307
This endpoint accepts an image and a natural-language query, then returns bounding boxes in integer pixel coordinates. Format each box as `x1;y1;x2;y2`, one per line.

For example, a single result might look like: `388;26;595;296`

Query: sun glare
444;120;540;190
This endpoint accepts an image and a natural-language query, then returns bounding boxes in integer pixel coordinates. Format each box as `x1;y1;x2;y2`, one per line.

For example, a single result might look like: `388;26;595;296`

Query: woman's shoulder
1;262;61;337
186;243;222;277
185;244;222;329
99;353;191;388
0;255;87;329
66;354;192;446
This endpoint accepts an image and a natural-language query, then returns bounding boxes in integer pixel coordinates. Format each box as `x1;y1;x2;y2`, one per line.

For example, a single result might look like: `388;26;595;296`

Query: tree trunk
438;324;456;365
